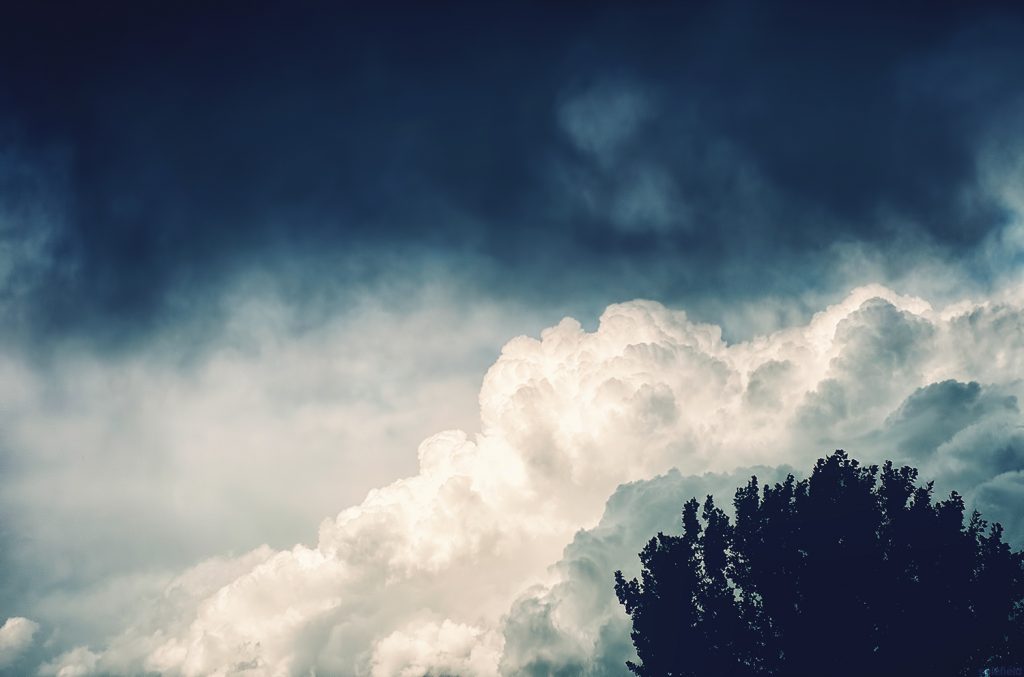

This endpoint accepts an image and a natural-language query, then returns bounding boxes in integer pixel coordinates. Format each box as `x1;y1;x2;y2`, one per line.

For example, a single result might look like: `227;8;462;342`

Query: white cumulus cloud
0;617;39;669
28;284;1024;675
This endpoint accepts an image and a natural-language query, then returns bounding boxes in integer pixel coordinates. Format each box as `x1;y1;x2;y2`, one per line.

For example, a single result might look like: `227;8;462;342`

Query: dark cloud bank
3;1;1024;347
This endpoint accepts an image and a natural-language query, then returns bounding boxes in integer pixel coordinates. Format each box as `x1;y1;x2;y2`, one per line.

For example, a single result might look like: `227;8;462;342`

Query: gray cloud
558;82;653;165
500;466;794;676
2;3;1024;349
0;618;39;670
878;380;1018;462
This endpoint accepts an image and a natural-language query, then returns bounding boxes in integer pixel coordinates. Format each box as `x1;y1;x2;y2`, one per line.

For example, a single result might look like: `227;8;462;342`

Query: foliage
615;451;1024;676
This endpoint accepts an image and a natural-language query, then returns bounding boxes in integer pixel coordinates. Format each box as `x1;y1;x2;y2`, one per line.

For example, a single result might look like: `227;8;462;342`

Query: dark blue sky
3;0;1024;347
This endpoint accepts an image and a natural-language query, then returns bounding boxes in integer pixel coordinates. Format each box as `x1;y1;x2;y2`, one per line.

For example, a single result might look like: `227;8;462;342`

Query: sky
2;1;1024;675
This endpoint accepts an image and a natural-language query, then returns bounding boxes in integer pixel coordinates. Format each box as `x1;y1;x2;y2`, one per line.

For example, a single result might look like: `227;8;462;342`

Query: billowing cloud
25;283;1024;676
0;281;555;660
370;620;504;677
499;466;794;676
38;647;99;677
0;617;39;669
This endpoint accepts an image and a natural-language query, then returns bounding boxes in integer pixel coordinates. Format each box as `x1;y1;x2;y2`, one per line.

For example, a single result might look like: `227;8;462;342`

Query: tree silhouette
615;451;1024;676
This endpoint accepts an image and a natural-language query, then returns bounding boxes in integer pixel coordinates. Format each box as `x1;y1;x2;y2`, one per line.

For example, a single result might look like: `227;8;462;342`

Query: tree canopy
615;451;1024;676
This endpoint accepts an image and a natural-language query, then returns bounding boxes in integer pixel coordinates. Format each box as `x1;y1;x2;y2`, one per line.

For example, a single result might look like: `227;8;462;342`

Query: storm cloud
4;2;1024;675
2;2;1024;347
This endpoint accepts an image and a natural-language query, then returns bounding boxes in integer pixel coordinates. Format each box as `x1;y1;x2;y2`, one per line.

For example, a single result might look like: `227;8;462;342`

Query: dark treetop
615;451;1024;676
